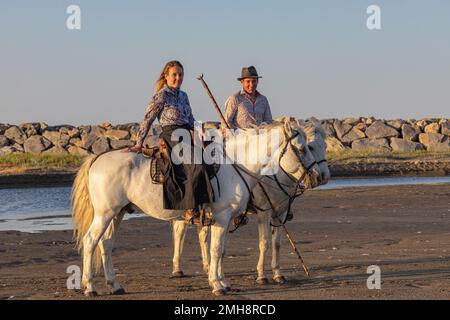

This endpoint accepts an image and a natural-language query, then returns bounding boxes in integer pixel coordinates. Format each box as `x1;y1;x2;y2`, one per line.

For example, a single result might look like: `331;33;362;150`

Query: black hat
237;66;262;81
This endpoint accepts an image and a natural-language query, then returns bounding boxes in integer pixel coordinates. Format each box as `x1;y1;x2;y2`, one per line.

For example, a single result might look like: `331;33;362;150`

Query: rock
80;132;100;150
0;123;9;135
325;136;347;152
390;138;424;152
365;121;399;139
19;123;41;137
104;129;130;140
68;145;90;156
92;137;110;155
59;127;80;138
401;124;421;141
110;139;134;149
333;120;353;140
39;122;48;131
43;125;75;132
321;122;336;137
305;116;320;125
23;135;52;154
424;123;440;134
343;117;361;126
442;122;450;136
415;119;430;130
365;117;376;125
203;122;221;129
0;136;10;148
386;119;404;130
100;122;113;130
354;122;367;132
419;133;450;151
4;126;27;144
78;125;92;134
0;146;16;156
42;145;69;155
351;138;391;152
12;143;24;153
341;127;366;143
42;131;70;147
69;138;83;148
114;122;140;131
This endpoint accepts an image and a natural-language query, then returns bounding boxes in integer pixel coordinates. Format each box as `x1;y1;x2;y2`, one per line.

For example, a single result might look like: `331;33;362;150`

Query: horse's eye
309;146;314;152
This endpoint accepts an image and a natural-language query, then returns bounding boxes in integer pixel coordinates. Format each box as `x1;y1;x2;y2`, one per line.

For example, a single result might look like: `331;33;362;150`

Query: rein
229;130;316;232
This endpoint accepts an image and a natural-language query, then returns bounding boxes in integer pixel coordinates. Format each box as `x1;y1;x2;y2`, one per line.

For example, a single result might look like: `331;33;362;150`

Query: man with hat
222;66;273;133
222;66;274;228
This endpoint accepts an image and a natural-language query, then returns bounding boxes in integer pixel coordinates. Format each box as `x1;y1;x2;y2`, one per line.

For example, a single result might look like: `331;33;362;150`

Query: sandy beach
0;183;449;300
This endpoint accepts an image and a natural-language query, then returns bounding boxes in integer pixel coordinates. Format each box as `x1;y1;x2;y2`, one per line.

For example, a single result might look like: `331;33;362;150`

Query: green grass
326;149;450;162
0;153;85;169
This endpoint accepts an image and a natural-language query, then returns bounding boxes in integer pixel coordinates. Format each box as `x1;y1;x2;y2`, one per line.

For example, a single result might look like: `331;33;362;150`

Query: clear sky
1;0;449;126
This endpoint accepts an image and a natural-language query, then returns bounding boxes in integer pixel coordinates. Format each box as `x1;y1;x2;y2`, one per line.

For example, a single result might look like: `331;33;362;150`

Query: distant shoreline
1;157;449;188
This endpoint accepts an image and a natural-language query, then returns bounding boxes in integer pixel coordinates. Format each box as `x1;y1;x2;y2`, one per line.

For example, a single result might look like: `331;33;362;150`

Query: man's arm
223;95;238;129
263;97;273;123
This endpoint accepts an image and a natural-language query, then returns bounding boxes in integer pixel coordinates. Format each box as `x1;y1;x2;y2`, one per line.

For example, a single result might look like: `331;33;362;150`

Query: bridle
230;129;318;232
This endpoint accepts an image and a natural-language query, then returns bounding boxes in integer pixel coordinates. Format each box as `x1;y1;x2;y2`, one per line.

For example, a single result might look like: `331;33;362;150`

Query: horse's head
278;121;321;189
299;123;330;185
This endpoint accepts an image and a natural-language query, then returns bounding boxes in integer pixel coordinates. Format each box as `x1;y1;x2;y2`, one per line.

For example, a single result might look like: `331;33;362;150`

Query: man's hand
222;128;232;138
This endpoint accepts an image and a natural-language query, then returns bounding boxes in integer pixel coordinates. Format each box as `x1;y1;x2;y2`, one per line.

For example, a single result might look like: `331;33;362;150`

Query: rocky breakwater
0;122;163;156
311;117;450;153
1;118;450;156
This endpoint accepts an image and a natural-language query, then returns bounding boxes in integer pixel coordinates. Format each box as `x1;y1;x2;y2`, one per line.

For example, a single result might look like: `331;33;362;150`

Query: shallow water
0;176;449;233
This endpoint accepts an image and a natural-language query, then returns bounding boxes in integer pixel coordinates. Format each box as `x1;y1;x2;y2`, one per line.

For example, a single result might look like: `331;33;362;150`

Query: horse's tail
71;154;102;273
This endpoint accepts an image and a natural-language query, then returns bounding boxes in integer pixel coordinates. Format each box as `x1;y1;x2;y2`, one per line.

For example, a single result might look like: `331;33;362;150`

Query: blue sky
1;0;449;125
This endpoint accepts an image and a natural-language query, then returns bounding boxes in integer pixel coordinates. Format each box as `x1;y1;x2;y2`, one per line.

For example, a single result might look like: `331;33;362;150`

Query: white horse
171;123;330;284
71;121;320;296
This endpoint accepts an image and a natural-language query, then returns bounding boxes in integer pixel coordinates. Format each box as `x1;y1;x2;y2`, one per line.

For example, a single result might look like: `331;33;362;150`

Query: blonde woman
124;60;214;225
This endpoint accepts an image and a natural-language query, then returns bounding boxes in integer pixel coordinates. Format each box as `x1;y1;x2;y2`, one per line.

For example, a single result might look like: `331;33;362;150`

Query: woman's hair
155;60;184;93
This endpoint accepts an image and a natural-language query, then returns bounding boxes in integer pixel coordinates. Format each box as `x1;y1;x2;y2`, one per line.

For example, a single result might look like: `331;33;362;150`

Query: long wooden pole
197;74;230;129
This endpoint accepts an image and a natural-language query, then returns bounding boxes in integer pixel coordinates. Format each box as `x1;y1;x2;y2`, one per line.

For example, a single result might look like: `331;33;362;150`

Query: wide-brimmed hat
237;66;262;81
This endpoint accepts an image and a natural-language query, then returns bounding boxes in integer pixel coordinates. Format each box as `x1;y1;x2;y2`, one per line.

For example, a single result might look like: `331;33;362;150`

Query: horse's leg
271;215;286;284
208;212;231;296
198;225;210;274
256;211;271;284
171;219;187;278
217;247;231;291
98;210;125;294
82;210;116;296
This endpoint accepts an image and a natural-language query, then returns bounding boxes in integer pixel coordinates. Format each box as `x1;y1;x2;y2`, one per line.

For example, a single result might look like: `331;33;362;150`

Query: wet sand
0;184;449;300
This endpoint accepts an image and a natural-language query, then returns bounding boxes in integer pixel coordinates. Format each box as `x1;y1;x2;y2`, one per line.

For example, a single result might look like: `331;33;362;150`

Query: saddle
143;138;220;185
142;139;169;184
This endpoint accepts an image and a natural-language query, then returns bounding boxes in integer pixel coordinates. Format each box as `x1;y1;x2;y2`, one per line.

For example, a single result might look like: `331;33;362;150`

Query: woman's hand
122;145;142;153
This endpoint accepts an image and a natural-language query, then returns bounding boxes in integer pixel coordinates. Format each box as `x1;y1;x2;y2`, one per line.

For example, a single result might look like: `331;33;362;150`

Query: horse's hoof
273;275;287;284
170;271;185;278
256;277;269;285
213;288;227;296
85;291;98;297
112;288;126;295
223;286;231;292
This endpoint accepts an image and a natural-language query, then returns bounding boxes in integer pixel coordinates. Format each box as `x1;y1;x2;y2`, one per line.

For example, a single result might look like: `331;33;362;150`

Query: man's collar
240;89;261;98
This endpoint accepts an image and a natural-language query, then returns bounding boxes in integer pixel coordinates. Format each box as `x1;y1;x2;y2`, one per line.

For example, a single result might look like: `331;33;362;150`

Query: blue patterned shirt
136;85;195;146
